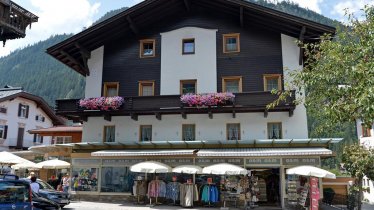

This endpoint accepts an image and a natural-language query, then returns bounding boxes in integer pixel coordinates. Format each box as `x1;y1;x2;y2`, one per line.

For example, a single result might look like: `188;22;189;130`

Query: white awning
197;148;332;157
91;149;196;157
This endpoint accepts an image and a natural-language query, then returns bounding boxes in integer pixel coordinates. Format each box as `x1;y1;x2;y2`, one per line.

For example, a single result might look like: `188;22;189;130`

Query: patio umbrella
36;159;70;169
172;165;202;174
202;163;248;175
11;161;41;170
286;165;336;179
0;151;31;165
130;161;171;173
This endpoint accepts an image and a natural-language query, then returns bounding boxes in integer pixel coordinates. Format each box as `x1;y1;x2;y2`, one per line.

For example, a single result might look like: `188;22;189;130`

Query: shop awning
197;148;332;157
91;149;197;157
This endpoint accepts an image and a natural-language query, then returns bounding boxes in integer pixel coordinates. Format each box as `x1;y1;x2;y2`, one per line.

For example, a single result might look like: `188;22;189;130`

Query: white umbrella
0;151;31;165
130;161;171;173
172;165;202;174
11;161;41;170
202;163;248;175
286;166;336;179
36;159;70;169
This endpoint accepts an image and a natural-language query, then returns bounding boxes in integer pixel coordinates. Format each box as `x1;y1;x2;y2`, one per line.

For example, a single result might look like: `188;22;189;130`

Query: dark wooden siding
102;10;283;97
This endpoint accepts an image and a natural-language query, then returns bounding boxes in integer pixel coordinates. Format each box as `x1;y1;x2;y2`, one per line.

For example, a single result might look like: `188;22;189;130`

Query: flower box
79;97;124;111
180;92;235;107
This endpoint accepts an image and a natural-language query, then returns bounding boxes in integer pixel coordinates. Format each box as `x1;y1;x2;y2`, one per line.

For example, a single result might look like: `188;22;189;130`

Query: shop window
180;80;197;94
140;125;152;142
103;126;115;142
182;124;195;141
138;81;155;96
139;39;155;58
227;123;240;140
55;136;72;144
223;33;240;53
268;122;282;139
71;167;98;192
101;167;133;192
362;125;371;137
103;82;119;97
222;76;242;93
182;38;195;54
18;104;29;118
263;74;282;91
0;125;7;139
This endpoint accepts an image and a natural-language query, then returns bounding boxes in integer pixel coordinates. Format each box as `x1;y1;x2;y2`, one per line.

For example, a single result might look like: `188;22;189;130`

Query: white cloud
332;0;374;21
0;0;100;57
272;0;324;13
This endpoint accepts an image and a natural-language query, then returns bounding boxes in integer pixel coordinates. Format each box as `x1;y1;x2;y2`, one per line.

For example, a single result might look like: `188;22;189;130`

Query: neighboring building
28;125;82;145
0;86;64;151
0;0;38;46
47;0;341;207
356;120;374;203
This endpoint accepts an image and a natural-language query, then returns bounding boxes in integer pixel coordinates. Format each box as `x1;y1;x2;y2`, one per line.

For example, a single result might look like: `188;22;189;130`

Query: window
0;125;7;139
264;74;282;91
182;38;195;54
101;167;133;192
268;122;282;139
362;125;371;137
35;115;45;122
0;107;7;114
103;126;115;142
227;123;240;140
223;33;240;53
72;167;99;192
33;134;43;144
103;82;119;97
222;76;242;93
18;104;29;118
140;125;152;142
182;124;195;141
138;81;155;96
55;136;72;144
139;39;155;58
180;80;197;94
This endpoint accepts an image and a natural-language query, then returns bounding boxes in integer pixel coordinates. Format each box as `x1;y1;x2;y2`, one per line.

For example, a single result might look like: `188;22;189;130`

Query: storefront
69;147;330;209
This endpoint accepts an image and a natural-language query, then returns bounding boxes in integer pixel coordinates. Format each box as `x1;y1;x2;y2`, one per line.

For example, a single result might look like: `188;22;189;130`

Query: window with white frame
268;122;282;139
103;126;115;143
0;125;7;139
33;134;43;143
182;124;195;141
0;107;7;114
35;114;45;122
140;125;152;142
227;123;240;140
55;136;72;144
18;104;29;118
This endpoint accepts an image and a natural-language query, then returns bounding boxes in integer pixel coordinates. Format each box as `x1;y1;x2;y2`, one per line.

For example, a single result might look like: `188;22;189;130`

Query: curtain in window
225;80;239;93
266;78;279;91
105;127;115;142
226;38;237;51
107;88;117;97
141;127;152;141
268;124;281;139
183;125;195;141
227;124;240;140
142;85;153;96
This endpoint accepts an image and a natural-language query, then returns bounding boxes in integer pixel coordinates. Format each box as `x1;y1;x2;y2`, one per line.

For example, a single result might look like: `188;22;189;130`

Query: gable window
182;38;195;54
264;74;282;91
140;39;155;58
103;126;115;142
268;122;282;139
35;115;45;122
103;82;119;97
0;107;7;114
55;136;72;144
138;81;155;96
222;76;242;93
223;33;240;53
0;125;7;139
362;125;371;137
140;125;152;142
18;104;29;118
182;124;195;141
227;123;240;140
180;80;197;94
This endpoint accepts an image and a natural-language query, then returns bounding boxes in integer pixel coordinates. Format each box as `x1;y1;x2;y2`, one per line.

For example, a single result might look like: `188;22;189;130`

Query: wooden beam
183;0;190;11
155;113;162;121
81;116;88;122
60;50;88;75
264;110;268;118
126;15;139;35
104;114;111;122
131;113;138;121
74;43;91;59
289;109;294;117
208;111;213;119
299;26;306;65
232;110;236;118
240;6;244;28
181;112;187;119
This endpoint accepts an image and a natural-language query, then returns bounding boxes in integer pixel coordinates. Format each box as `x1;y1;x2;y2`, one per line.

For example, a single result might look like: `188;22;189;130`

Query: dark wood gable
46;0;335;76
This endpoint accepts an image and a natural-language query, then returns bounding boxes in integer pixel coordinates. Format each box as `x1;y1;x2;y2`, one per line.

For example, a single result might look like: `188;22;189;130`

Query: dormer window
182;38;195;54
140;39;155;58
223;33;240;53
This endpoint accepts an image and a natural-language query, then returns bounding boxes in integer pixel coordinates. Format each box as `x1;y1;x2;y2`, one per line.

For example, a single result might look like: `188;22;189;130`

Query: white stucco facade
85;46;105;98
160;27;218;95
0;97;53;150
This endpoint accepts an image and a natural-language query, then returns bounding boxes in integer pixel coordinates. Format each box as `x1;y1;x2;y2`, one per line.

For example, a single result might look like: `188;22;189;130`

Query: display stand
286;175;298;206
245;175;259;209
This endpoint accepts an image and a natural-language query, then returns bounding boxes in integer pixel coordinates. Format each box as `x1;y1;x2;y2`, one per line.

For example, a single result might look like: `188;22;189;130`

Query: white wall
356;119;374;148
82;112;308;142
0;97;53;149
160;27;218;95
281;34;308;138
85;46;104;98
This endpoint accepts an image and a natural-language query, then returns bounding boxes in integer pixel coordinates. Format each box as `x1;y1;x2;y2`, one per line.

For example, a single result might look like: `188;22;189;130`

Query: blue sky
1;0;373;57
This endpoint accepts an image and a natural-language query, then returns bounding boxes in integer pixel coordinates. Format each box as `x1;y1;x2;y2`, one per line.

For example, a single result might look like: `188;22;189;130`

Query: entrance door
249;168;281;207
16;127;24;148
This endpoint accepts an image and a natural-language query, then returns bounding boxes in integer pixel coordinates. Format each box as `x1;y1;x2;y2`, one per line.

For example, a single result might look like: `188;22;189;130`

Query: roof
0;86;64;125
197;148;332;157
91;149;196;157
46;0;336;76
28;126;82;134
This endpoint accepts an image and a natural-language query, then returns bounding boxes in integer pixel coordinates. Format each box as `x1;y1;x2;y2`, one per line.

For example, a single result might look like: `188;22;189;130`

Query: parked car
32;191;61;210
0;179;33;210
21;178;70;208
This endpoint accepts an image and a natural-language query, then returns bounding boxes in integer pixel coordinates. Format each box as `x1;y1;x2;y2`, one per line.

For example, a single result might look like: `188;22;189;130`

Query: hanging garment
166;182;180;201
148;180;166;198
180;184;199;207
201;185;219;203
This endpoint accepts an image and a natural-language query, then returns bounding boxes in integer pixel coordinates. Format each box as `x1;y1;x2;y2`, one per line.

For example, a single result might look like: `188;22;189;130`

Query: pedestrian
27;172;36;179
30;176;39;193
62;173;70;193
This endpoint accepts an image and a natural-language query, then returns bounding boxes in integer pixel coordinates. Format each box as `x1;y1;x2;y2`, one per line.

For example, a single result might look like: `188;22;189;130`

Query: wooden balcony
0;0;38;45
55;91;296;122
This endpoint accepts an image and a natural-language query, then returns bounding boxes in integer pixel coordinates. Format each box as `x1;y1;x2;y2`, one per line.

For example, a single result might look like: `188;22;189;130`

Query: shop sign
72;158;101;165
153;158;194;166
102;159;144;166
195;158;243;166
282;158;320;166
246;158;281;165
